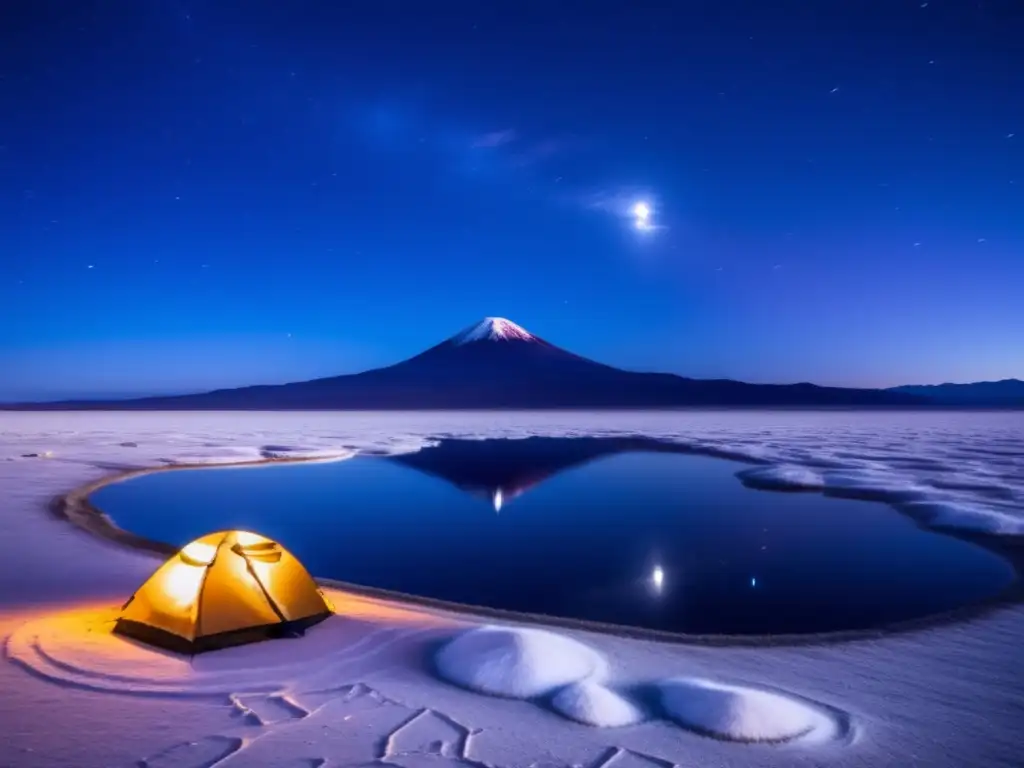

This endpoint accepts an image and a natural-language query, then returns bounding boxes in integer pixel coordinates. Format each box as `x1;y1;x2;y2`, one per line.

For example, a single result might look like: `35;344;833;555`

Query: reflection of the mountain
387;436;689;511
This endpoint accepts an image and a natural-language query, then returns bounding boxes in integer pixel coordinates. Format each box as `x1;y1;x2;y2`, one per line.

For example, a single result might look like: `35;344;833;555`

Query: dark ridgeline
889;379;1024;406
4;317;931;410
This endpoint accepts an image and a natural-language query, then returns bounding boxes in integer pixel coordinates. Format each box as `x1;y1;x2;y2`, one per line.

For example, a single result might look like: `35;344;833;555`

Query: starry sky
2;1;1022;400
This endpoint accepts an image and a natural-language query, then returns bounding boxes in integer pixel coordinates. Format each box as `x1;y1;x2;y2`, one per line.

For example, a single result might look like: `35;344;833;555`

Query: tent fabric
114;530;333;654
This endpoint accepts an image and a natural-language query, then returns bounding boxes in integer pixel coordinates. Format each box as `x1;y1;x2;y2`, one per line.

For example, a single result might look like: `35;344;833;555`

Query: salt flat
0;410;1021;767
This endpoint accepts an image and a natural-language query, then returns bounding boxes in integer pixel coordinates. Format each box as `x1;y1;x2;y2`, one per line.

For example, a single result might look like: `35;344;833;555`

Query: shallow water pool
90;438;1017;636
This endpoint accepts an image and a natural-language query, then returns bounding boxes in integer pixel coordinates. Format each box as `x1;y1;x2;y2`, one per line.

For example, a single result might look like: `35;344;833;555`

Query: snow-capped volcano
450;317;537;345
5;317;928;410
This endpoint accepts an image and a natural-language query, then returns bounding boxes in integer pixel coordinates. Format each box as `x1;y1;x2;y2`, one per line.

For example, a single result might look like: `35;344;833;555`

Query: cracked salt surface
0;410;1022;767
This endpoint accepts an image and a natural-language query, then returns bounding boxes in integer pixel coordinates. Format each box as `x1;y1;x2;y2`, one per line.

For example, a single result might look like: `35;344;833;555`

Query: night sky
2;1;1022;400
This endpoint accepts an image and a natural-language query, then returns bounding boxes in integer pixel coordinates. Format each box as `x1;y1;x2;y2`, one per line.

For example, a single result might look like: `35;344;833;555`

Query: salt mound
899;500;1024;536
736;460;1024;538
736;465;824;491
822;469;932;503
435;626;605;699
259;445;356;461
658;678;833;742
550;681;645;727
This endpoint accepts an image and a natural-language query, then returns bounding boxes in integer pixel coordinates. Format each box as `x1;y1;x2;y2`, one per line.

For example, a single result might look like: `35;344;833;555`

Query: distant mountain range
3;317;1020;410
888;379;1024;406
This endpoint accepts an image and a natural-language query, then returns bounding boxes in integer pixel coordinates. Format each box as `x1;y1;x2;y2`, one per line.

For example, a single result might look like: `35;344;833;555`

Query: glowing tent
114;530;333;654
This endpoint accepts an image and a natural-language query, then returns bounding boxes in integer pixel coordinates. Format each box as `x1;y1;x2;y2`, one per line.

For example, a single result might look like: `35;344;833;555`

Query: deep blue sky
2;1;1022;400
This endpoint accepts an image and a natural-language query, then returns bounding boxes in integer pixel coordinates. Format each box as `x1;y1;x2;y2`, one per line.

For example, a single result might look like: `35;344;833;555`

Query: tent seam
193;536;226;640
240;548;289;625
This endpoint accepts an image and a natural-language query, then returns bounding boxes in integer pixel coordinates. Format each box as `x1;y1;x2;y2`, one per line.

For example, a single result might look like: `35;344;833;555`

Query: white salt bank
550;681;645;727
658;677;836;743
435;625;605;698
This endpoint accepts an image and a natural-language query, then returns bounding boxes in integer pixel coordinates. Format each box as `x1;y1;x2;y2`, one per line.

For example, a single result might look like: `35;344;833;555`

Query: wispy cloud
472;128;517;148
509;138;565;167
348;99;598;202
582;188;650;216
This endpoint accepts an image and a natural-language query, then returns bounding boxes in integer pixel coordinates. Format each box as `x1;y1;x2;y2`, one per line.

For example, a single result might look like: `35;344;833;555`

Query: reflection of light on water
751;577;757;588
652;565;664;592
492;487;503;512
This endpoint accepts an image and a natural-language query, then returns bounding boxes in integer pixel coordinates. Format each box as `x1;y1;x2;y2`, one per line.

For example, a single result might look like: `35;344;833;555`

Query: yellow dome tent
114;530;334;654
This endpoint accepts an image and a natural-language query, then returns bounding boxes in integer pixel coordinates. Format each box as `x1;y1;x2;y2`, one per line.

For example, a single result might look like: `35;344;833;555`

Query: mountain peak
450;317;536;345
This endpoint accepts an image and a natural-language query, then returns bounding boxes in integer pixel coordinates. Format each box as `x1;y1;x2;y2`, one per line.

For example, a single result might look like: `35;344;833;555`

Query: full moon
631;201;655;232
652;565;664;590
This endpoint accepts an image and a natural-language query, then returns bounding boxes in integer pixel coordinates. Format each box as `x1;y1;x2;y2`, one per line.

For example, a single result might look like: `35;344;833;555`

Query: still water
91;439;1016;635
